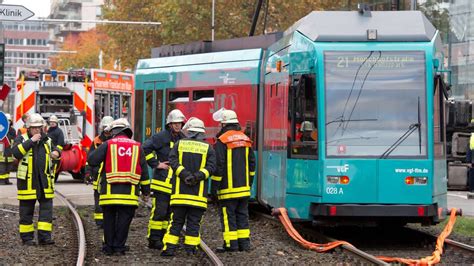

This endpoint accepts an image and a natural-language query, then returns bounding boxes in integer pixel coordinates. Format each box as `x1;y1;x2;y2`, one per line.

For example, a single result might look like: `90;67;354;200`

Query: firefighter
87;118;150;256
85;115;114;227
161;118;216;256
17;113;29;136
11;113;61;245
143;109;186;250
47;115;65;150
0;113;16;185
211;110;256;252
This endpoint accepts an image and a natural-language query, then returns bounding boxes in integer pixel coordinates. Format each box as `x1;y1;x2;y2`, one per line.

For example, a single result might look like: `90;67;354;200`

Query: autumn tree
52;28;113;70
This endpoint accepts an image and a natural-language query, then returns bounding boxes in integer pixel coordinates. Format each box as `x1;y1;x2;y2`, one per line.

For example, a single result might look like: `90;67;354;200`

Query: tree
52;29;112;69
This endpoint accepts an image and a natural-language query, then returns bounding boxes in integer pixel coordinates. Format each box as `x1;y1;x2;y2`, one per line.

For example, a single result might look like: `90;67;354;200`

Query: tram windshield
325;51;427;158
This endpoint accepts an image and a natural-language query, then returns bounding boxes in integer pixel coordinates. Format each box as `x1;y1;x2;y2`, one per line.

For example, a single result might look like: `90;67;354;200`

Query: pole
212;0;215;41
249;0;263;36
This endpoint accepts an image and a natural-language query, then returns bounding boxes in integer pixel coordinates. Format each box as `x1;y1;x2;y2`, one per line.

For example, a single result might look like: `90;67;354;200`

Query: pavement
0;173;472;217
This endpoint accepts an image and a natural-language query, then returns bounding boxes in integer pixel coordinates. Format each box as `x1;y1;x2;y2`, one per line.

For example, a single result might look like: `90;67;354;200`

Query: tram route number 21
326;186;344;195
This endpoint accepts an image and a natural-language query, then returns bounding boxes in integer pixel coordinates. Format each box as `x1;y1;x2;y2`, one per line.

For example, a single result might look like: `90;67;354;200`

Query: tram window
121;75;131;81
288;74;318;159
169;91;189;102
110;74;119;80
193;90;214;102
96;72;106;78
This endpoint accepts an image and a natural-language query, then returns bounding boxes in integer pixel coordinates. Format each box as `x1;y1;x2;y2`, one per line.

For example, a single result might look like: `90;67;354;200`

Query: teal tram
134;10;449;226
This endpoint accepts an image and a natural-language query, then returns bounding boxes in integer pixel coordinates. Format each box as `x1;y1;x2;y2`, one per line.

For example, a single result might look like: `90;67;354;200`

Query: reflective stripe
211;175;222;181
94;212;103;220
245;147;249;187
171;194;207;203
18;143;27;155
162;212;174;250
99;199;139;206
170;199;207;208
140;179;151;186
19;224;34;233
37;221;52;232
218;191;251;200
149;220;164;230
237;229;250;238
218;186;251;195
184;235;200;246
163;233;179;245
176;165;185;177
100;193;138;200
250;171;255;176
200;168;210;179
151;179;172;194
0;174;9;180
57;145;63;150
145;153;154;160
227;149;233;189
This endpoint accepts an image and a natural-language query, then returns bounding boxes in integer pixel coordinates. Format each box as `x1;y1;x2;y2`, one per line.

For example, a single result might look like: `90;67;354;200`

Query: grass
436;216;474;238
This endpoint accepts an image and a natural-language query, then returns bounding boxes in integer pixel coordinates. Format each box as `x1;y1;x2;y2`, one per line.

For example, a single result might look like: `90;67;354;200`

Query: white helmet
5;113;11;122
182;117;197;131
186;118;205;133
220;110;239;124
100;116;114;131
107;118;133;138
300;121;314;132
48;115;59;123
166;109;186;124
26;113;45;128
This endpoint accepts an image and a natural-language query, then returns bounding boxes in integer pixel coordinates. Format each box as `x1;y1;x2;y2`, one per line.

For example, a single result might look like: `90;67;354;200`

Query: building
48;0;104;49
2;21;51;113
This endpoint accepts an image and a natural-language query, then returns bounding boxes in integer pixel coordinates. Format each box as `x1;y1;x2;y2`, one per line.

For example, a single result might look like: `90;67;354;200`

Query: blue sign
0;112;8;140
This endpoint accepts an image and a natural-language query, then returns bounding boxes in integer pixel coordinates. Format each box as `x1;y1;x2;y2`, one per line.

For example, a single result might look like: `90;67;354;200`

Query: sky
3;0;51;18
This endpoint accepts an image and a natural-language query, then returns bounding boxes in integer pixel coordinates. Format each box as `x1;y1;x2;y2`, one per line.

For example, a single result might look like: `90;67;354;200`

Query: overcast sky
3;0;51;18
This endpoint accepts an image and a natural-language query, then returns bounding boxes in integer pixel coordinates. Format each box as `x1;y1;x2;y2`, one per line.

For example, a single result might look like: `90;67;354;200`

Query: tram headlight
326;175;350;185
405;176;428;185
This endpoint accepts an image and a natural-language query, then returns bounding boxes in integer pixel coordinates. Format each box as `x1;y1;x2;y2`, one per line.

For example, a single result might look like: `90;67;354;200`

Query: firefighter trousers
0;161;13;184
93;190;103;226
102;205;136;253
19;198;53;243
163;206;205;252
218;197;251;250
147;192;170;243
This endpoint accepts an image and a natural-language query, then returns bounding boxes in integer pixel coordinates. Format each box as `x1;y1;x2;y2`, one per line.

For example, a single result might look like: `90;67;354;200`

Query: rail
55;191;86;266
140;199;223;266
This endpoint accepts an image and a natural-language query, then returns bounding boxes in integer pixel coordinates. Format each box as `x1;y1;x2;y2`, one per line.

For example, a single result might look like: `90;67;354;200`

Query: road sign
0;4;34;22
0;112;8;140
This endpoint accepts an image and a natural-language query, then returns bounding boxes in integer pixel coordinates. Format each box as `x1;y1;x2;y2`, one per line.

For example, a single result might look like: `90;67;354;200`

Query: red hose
57;144;84;173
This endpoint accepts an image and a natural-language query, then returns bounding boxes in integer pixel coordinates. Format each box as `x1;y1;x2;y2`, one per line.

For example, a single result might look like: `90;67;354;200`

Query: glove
84;172;92;185
184;175;198;186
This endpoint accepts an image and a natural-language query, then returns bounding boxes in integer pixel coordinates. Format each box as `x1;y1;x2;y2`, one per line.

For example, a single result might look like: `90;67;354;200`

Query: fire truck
14;68;135;180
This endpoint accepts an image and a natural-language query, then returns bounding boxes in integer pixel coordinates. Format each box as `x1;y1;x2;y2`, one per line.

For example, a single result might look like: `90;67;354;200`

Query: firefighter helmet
26;113;45;128
300;121;314;132
5;113;11;122
166;109;186;124
186;118;205;133
108;118;133;138
48;115;59;124
220;110;239;124
182;117;197;131
100;116;114;131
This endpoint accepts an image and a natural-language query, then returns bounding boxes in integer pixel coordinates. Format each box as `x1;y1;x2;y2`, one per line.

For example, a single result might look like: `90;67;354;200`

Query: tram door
142;81;165;142
287;74;321;197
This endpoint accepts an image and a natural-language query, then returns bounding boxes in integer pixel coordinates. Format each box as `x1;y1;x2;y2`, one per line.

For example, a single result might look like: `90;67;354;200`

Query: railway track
55;190;87;266
140;199;224;266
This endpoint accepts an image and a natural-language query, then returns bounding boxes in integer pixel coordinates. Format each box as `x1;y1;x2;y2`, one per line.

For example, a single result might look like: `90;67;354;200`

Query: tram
135;10;448;226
